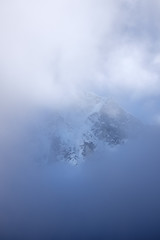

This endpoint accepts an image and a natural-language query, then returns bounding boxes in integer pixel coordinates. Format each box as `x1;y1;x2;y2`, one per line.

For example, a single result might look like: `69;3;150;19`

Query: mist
1;1;160;114
1;0;160;239
0;127;160;239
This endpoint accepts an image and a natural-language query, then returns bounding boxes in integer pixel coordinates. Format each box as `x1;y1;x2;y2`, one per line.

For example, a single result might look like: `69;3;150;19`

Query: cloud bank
1;0;160;109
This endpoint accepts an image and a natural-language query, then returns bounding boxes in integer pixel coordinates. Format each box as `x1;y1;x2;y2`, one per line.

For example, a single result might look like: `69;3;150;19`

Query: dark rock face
82;141;96;156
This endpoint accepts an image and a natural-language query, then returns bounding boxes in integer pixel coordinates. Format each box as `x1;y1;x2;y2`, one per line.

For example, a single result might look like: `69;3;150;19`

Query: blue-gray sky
0;129;160;239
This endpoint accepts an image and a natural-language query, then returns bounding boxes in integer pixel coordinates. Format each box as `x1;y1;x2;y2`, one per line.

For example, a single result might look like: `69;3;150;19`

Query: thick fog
1;0;160;118
1;0;160;239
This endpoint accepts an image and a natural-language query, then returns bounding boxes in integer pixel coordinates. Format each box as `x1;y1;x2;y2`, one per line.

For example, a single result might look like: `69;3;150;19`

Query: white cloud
0;0;119;105
101;42;160;99
0;0;160;109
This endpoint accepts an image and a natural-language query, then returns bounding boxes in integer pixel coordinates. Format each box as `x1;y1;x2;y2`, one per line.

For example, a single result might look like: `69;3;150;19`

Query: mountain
29;92;141;165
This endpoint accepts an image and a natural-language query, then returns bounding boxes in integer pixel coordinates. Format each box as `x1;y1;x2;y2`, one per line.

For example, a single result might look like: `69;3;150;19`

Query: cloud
0;1;160;125
0;2;160;238
101;42;160;99
0;0;119;106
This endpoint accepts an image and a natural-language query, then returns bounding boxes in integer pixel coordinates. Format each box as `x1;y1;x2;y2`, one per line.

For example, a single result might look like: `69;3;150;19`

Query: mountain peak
29;92;141;165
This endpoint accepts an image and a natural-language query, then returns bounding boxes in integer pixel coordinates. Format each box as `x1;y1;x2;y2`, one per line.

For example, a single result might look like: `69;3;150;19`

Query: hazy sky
0;0;160;123
0;127;160;239
1;1;160;239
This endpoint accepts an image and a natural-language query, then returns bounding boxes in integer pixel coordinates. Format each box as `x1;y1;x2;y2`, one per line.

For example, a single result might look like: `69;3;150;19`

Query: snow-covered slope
29;92;141;165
